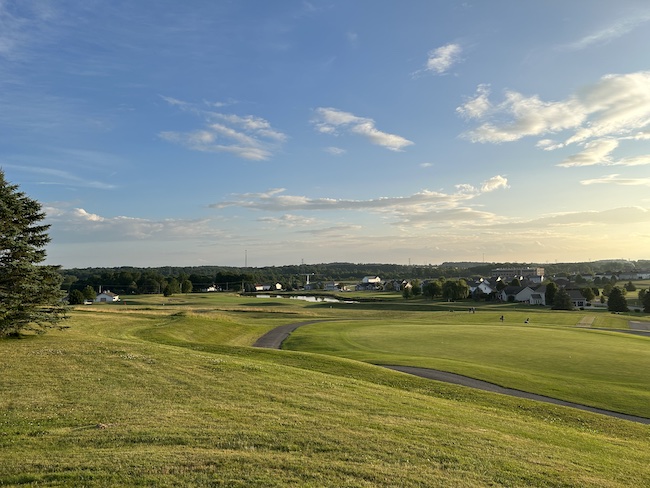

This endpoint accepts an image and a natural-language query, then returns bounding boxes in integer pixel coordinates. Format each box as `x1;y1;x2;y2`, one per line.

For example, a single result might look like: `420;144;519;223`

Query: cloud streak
257;214;319;227
45;205;224;243
562;14;650;51
210;175;508;228
160;97;287;161
580;174;650;187
0;1;60;61
2;163;116;189
312;107;413;152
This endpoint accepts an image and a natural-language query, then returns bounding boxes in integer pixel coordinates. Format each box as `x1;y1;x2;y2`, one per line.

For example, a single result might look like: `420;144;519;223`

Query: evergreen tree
607;287;629;313
581;287;595;302
545;282;558;306
0;170;66;336
551;287;573;310
642;289;650;313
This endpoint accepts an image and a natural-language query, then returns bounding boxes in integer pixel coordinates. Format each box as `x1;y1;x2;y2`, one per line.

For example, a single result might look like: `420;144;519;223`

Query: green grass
1;294;650;486
283;308;650;418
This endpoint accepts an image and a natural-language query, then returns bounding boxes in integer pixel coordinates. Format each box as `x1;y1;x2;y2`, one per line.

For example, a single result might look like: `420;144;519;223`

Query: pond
255;294;358;303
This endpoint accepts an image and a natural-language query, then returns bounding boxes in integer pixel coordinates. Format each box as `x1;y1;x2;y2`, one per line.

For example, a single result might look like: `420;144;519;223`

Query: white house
499;286;537;303
95;290;119;302
529;293;545;306
469;280;494;296
254;283;283;292
362;276;381;284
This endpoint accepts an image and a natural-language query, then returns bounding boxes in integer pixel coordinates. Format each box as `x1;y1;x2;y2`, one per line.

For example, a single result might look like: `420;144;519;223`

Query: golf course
1;292;649;486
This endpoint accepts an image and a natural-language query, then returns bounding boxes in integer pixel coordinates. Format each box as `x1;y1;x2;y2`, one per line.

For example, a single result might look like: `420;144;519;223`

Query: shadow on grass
241;301;293;307
304;301;467;312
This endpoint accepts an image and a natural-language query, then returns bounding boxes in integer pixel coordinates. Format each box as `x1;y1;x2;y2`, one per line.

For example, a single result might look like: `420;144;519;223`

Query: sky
2;0;650;269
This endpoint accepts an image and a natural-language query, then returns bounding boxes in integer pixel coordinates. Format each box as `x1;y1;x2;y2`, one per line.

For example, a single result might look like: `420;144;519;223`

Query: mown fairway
1;294;650;486
283;308;650;418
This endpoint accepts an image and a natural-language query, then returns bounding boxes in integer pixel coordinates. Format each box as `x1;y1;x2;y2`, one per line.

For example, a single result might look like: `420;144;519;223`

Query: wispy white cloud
562;14;650;51
210;175;508;228
2;163;116;189
481;175;509;192
620;130;650;141
556;138;618;167
312;107;413;152
295;224;362;236
456;84;491;119
0;1;60;61
159;97;287;161
459;71;650;170
257;214;319;227
414;43;462;76
45;205;223;243
485;207;650;232
324;146;347;155
612;155;650;166
580;174;650;187
557;139;650;167
536;139;565;151
458;88;585;143
460;72;650;145
211;188;469;212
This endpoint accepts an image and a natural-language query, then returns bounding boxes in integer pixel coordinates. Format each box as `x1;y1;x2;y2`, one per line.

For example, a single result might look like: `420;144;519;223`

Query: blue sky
2;0;650;268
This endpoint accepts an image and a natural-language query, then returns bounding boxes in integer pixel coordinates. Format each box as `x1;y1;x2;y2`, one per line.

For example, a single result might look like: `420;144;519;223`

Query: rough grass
1;294;650;486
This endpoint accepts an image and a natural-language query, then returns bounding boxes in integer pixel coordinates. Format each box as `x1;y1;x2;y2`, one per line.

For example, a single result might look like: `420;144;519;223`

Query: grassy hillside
1;294;649;486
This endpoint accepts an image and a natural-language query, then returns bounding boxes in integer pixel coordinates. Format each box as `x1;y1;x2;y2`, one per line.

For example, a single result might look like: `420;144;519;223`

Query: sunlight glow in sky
2;0;650;268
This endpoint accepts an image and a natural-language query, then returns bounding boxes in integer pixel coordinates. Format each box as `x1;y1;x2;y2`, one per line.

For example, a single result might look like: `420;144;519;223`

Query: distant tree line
59;267;257;296
58;260;650;298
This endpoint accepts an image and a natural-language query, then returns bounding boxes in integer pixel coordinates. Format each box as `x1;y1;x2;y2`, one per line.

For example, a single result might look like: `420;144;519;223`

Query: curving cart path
254;319;650;425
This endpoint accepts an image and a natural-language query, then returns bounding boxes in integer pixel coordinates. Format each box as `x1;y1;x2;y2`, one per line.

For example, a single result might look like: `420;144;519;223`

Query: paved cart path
382;365;650;424
254;319;650;425
630;321;650;332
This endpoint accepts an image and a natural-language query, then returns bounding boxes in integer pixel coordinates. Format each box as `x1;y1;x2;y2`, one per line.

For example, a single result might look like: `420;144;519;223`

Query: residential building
95;291;119;302
492;267;545;283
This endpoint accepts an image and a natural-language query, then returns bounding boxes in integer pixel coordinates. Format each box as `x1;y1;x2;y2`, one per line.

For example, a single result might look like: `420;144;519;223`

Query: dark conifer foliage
607;287;629;313
0;170;66;336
